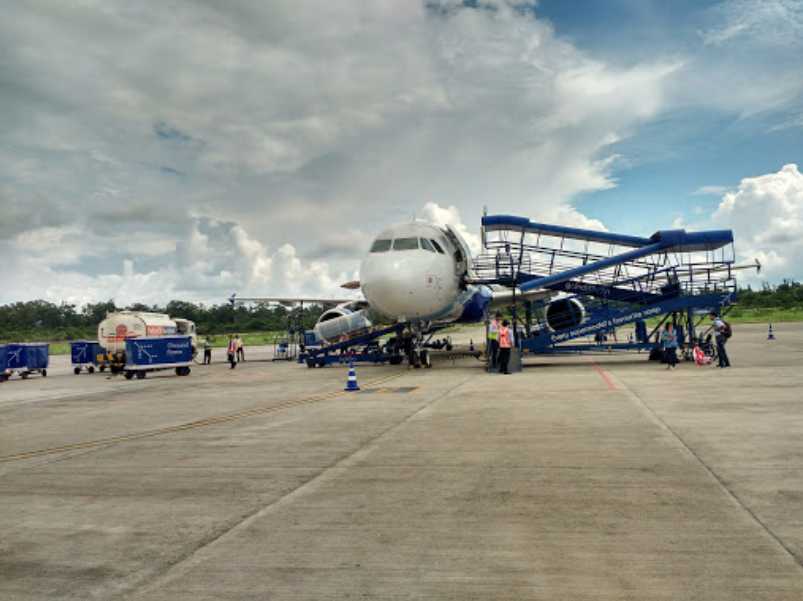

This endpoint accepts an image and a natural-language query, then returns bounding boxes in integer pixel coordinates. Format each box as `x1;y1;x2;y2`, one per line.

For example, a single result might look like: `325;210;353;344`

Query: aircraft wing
488;287;556;307
230;295;362;308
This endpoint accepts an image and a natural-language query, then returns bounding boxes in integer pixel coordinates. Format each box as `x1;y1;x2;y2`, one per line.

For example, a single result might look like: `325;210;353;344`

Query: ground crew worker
497;319;514;375
235;335;245;362
709;312;731;368
227;335;238;369
203;337;212;365
488;312;501;368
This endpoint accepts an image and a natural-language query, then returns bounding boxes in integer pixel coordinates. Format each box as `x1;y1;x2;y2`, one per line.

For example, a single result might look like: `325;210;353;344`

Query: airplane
233;217;759;368
231;220;551;367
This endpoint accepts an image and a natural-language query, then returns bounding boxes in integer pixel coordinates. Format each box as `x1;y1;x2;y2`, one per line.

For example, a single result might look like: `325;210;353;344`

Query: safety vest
498;326;512;349
488;319;499;341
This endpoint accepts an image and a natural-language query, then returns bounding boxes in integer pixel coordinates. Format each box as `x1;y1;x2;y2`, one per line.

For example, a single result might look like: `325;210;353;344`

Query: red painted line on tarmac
590;361;618;391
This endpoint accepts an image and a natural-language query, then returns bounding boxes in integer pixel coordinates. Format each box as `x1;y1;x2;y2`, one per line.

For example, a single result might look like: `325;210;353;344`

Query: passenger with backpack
709;312;732;368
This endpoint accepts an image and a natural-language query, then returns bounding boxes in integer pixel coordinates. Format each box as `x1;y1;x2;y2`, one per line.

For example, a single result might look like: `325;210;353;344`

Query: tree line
1;280;802;342
735;280;803;308
0;299;325;342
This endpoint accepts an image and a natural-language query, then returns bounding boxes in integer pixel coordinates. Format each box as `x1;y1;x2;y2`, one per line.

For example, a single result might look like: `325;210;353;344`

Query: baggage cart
0;345;7;382
122;336;193;380
70;340;108;374
4;343;49;380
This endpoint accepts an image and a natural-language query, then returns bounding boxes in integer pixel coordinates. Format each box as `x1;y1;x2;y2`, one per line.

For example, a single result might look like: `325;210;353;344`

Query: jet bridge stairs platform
473;215;739;356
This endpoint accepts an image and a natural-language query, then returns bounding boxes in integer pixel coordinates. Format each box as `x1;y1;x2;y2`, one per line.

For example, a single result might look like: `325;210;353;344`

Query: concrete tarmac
1;323;803;599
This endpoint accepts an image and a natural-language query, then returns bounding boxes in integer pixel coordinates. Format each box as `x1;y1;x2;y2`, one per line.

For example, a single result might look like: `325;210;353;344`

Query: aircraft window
370;239;392;253
393;237;419;251
431;239;445;254
420;238;435;252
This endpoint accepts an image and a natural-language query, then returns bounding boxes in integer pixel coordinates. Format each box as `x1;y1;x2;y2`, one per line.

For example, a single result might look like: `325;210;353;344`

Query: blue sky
536;0;803;236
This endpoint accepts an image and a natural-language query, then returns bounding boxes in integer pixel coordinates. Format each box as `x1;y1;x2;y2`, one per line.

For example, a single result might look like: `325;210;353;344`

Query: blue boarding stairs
473;215;742;356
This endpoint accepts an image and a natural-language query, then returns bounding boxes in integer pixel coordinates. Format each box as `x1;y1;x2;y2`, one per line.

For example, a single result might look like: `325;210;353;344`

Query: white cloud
419;202;482;254
711;164;803;280
0;1;681;305
694;185;730;196
700;0;803;47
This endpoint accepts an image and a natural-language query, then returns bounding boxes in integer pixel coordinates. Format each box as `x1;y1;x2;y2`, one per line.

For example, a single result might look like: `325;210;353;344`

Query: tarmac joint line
123;372;479;600
0;372;406;464
606;367;803;572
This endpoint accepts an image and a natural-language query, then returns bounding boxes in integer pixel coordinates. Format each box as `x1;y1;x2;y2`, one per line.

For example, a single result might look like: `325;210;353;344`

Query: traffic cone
768;323;776;340
344;362;360;391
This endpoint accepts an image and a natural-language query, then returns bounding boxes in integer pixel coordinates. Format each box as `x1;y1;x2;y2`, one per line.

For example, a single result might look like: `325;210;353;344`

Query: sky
1;0;802;307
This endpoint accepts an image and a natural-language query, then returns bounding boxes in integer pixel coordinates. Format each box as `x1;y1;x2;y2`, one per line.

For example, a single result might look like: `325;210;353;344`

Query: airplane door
443;224;472;278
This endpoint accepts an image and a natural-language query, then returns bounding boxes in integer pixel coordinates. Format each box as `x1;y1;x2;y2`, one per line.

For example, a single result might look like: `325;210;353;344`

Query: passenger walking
227;335;238;369
488;312;501;368
203;337;212;365
709;312;731;368
235;335;245;362
661;323;679;369
497;319;514;375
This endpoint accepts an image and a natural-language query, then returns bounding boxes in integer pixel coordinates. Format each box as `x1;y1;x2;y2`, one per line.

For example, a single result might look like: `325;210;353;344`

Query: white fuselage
359;222;472;323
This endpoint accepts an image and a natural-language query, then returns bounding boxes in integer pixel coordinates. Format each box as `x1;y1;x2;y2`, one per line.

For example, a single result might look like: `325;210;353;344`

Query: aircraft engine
545;297;586;331
314;302;372;342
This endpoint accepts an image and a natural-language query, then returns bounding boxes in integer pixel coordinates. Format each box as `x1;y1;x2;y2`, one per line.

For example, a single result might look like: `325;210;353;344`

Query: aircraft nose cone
361;256;437;319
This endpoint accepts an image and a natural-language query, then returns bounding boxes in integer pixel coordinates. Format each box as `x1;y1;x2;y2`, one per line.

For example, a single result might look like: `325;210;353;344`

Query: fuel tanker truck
98;311;198;373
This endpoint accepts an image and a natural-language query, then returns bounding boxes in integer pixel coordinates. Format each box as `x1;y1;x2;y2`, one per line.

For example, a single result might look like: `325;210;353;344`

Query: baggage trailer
3;343;49;380
70;340;108;375
0;345;6;382
122;336;193;380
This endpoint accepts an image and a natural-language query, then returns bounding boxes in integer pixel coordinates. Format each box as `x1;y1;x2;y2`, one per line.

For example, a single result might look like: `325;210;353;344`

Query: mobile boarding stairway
473;215;742;356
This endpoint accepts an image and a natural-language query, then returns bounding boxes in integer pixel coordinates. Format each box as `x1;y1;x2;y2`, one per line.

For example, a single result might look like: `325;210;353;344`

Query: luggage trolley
3;343;49;380
122;335;193;380
0;345;7;382
70;340;107;375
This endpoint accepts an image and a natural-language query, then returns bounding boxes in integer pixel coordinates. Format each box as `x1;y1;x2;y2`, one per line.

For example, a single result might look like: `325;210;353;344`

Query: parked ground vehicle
1;343;49;380
97;311;197;373
122;336;194;380
70;340;108;374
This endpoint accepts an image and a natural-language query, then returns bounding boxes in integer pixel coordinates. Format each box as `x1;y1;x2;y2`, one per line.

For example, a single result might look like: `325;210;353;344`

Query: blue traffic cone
768;323;776;340
344;362;360;391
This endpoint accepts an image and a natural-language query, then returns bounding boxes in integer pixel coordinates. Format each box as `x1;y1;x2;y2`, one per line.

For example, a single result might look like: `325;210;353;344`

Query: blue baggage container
4;343;49;378
123;336;193;379
0;344;7;381
70;340;106;374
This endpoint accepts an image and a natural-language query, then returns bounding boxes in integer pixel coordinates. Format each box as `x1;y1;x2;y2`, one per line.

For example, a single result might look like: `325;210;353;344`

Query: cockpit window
393;237;419;251
430;239;445;254
370;239;392;253
420;238;435;253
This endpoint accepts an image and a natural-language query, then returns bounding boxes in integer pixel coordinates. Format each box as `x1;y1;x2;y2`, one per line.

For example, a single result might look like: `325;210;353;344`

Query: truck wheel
99;365;106;372
124;371;134;380
184;367;191;376
88;366;95;374
42;369;47;377
136;371;146;380
21;372;29;379
74;367;81;375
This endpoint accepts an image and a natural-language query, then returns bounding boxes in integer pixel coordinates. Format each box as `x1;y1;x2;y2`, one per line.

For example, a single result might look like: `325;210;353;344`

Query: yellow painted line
0;372;404;464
